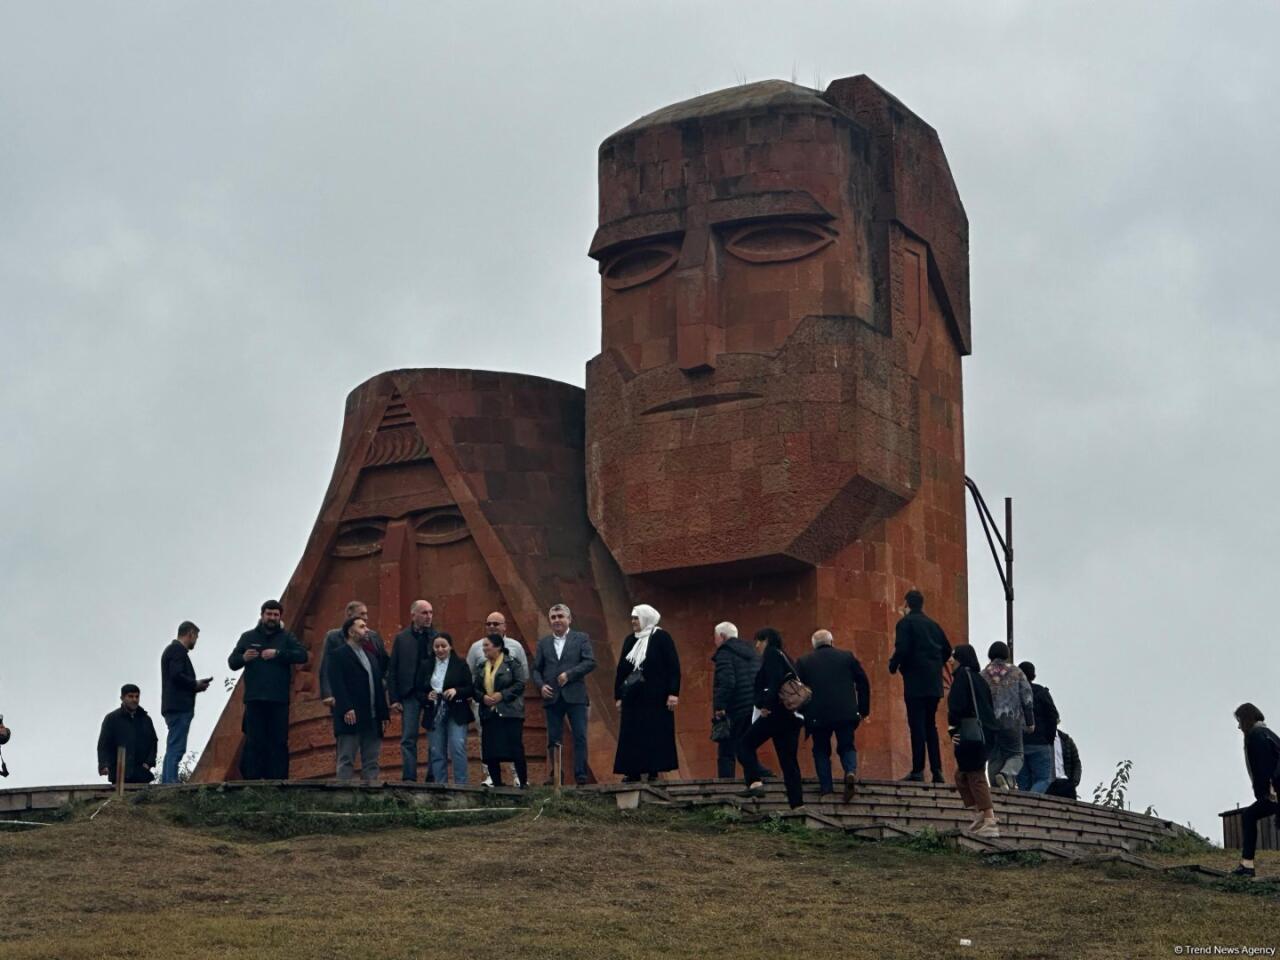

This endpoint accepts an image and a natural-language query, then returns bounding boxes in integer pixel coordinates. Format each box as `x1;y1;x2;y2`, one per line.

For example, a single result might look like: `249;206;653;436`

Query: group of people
83;590;1280;875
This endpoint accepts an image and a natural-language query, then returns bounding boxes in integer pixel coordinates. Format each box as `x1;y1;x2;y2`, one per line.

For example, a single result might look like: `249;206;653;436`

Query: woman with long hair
738;627;805;809
947;643;999;837
421;632;473;785
1232;702;1280;877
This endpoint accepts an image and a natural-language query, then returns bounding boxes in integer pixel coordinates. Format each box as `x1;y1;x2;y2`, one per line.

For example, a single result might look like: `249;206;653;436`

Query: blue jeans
428;712;469;784
1018;741;1054;793
809;722;857;795
398;697;423;781
544;700;590;781
162;711;193;784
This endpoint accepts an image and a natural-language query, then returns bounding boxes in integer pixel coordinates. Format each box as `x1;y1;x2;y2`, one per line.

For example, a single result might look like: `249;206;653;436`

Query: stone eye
724;221;834;264
602;242;679;290
332;522;385;558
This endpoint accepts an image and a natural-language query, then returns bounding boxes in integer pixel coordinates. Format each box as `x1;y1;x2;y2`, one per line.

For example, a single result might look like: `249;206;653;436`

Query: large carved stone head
585;76;969;580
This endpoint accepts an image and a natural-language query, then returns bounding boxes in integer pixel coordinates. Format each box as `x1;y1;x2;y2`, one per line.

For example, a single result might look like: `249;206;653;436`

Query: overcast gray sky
2;1;1276;839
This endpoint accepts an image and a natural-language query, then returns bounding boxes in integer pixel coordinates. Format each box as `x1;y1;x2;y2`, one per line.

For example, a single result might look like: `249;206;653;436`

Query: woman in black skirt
613;604;681;783
473;633;527;788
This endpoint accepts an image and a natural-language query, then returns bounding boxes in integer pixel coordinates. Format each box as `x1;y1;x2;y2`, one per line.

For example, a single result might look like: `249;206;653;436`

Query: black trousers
241;701;290;780
716;708;754;779
739;711;803;808
905;695;943;775
486;753;528;788
1241;797;1280;860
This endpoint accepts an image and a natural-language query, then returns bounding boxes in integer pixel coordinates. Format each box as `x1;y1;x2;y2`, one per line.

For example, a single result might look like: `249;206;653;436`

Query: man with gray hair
796;629;871;802
386;600;437;781
711;621;761;780
531;603;596;785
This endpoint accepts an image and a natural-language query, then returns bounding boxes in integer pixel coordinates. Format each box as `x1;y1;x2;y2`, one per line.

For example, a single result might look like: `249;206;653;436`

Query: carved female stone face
585;82;920;579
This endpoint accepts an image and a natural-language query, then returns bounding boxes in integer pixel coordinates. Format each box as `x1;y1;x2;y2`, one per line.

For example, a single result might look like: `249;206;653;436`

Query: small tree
1092;759;1132;808
177;751;200;783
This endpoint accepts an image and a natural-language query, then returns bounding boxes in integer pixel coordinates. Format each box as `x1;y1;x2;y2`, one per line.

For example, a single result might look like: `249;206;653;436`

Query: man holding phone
160;620;212;784
158;619;211;783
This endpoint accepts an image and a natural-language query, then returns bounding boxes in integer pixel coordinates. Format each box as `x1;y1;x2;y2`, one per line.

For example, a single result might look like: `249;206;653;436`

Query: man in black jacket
159;620;212;784
319;600;386;707
227;599;309;780
386;599;438;781
711;622;759;779
1016;661;1060;794
97;684;158;784
797;629;871;802
888;589;951;783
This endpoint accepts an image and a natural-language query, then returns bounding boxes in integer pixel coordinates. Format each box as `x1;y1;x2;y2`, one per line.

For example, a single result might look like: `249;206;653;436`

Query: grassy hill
1;787;1275;959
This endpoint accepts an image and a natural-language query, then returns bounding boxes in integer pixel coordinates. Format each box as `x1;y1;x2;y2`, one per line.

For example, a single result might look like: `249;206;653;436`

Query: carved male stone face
585;81;922;579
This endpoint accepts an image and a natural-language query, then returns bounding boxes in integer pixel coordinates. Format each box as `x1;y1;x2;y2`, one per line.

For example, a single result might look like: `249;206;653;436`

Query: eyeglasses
485;621;504;627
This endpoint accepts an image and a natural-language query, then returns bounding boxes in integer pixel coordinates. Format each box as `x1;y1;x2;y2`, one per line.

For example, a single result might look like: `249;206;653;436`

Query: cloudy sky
2;2;1275;838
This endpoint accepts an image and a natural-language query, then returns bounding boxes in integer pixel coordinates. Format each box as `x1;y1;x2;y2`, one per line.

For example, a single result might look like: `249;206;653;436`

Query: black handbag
957;672;986;745
710;715;732;743
619;665;645;696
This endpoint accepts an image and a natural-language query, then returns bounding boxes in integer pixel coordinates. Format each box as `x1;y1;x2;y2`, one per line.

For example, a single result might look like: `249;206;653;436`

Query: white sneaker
482;774;493;787
975;820;1000;839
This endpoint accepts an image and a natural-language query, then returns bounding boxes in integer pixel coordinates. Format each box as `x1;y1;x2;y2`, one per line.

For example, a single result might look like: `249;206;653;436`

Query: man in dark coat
797;629;871;802
888;589;951;782
328;614;390;783
711;621;760;779
386;599;437;781
97;684;158;784
320;600;386;706
1016;661;1060;793
227;599;309;780
532;603;597;785
159;620;212;784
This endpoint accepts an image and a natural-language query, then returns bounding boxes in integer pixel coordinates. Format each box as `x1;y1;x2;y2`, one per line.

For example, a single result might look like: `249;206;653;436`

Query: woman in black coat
947;643;999;837
328;615;391;783
737;627;804;809
473;633;527;788
613;604;681;782
418;632;474;785
1232;702;1280;877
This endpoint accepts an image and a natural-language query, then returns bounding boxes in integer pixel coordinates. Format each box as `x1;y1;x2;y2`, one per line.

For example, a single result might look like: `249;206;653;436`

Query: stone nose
674;226;722;373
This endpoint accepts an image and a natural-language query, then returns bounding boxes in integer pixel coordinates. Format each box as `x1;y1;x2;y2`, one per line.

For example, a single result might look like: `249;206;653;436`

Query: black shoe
575;776;589;786
931;772;947;784
1231;865;1257;878
900;771;924;782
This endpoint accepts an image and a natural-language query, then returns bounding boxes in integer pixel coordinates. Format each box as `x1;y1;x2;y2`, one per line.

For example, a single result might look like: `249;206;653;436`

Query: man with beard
97;684;158;783
228;599;309;779
159;620;212;784
321;600;387;709
386;599;436;781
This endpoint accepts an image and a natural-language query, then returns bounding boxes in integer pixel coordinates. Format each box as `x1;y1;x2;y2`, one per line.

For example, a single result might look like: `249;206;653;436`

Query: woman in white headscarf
613;604;681;782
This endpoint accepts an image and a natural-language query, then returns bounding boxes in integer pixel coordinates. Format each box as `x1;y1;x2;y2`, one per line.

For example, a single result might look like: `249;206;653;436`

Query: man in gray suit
531;603;596;785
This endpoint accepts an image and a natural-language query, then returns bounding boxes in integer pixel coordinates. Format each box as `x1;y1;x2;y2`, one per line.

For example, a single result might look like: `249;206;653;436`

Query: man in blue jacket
228;599;309;780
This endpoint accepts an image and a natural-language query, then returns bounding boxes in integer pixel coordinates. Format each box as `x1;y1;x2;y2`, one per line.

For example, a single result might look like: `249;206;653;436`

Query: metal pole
1005;496;1014;662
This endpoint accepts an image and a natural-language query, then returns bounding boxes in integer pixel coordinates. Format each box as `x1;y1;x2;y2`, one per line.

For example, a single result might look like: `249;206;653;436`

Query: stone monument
195;74;970;784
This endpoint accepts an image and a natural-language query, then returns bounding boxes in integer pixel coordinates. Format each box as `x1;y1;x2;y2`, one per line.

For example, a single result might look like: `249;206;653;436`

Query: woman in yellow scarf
473;633;528;788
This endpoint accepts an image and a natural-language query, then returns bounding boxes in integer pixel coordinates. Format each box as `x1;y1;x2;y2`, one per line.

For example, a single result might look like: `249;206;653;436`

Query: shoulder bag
777;651;812;713
958;671;986;745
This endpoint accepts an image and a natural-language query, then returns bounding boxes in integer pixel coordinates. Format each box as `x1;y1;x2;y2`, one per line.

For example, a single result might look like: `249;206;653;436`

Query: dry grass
1;791;1277;960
